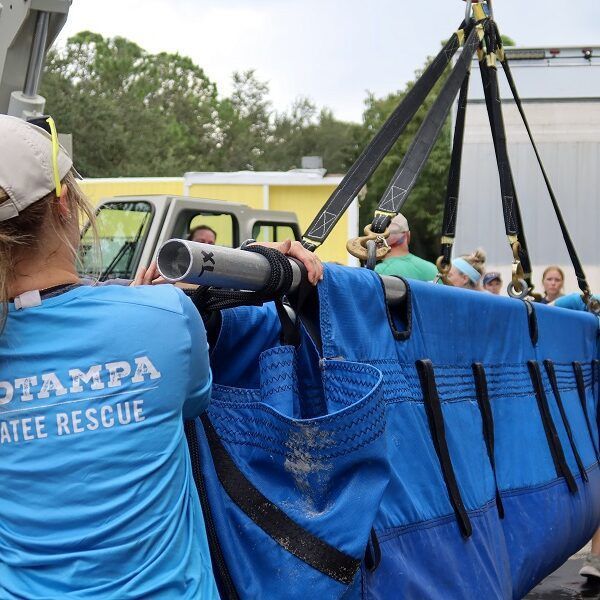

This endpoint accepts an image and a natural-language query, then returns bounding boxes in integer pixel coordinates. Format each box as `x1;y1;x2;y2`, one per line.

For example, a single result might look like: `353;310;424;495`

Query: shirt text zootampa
0;356;161;444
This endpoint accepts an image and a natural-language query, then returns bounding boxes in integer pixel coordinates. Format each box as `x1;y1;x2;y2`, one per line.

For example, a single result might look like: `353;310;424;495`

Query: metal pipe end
157;239;193;282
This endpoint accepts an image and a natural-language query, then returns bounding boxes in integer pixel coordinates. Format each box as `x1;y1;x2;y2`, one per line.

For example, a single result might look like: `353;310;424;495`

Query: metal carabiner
507;279;530;300
465;0;491;23
346;225;391;263
465;0;473;23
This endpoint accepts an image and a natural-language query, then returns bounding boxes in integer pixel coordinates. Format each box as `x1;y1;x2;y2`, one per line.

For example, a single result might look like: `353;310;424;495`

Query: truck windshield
79;201;153;281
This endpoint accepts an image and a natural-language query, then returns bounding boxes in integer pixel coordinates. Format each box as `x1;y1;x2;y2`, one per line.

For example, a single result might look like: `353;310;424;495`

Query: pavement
526;544;600;599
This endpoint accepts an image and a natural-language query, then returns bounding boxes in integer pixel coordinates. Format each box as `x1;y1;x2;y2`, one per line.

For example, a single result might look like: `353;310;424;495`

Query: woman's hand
251;240;323;285
131;261;168;286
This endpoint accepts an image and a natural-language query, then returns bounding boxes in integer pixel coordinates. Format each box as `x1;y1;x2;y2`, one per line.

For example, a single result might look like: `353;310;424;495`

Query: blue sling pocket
188;307;390;599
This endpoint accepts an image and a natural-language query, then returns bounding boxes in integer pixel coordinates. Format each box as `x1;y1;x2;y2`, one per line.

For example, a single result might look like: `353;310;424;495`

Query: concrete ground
526;544;600;599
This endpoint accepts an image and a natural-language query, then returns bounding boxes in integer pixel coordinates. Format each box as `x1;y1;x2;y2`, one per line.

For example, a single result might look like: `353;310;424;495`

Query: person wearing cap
0;114;323;597
0;114;222;596
374;213;438;282
482;271;502;295
447;249;487;291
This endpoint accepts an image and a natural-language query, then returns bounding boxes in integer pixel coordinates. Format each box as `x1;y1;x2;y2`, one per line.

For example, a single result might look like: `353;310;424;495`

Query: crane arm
0;0;72;118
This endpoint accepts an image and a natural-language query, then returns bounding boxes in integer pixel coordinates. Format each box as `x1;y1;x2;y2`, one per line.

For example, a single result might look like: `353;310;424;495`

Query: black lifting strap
416;360;473;538
471;364;504;518
499;51;592;297
438;68;471;268
528;361;578;494
200;414;362;586
371;27;481;235
301;24;469;250
543;361;588;483
573;362;600;462
184;420;240;600
479;26;533;285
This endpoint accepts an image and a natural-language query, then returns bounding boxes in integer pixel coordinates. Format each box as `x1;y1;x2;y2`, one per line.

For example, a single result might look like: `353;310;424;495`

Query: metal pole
23;11;50;98
156;239;407;306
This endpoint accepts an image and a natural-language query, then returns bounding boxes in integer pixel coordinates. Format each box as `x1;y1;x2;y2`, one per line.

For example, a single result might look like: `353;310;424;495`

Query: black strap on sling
573;362;600;462
497;44;593;301
543;360;588;483
184;420;240;600
527;361;578;493
437;69;471;273
200;414;361;586
416;359;473;537
478;22;533;294
301;24;470;251
472;363;504;517
370;26;481;236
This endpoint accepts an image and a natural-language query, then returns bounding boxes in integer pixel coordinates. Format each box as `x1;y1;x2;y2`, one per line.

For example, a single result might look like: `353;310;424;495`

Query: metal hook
465;0;473;23
507;279;530;300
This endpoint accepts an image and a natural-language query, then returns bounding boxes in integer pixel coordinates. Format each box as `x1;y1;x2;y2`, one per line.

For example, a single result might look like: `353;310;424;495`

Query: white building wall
456;100;600;294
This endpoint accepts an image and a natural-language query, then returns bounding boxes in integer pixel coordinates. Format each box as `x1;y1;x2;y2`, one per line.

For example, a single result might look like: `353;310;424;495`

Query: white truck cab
80;195;301;281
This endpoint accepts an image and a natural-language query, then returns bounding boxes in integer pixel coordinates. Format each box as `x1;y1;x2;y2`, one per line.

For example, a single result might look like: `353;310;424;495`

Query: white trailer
454;46;600;294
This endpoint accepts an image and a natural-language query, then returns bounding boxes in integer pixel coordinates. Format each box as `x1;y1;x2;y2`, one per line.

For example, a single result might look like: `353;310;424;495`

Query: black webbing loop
371;27;481;235
523;300;538;346
190;245;294;314
416;359;473;538
438;69;471;270
184;420;240;600
478;30;533;287
471;364;504;518
527;361;578;493
594;360;600;439
573;362;600;462
200;414;361;586
301;25;469;250
364;528;382;573
499;48;593;298
543;361;588;483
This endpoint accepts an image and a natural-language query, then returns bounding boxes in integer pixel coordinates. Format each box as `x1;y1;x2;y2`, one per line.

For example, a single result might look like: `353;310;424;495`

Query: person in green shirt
374;213;438;281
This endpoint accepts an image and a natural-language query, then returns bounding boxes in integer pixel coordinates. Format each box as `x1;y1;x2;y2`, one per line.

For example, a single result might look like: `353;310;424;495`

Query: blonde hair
0;172;98;330
542;265;565;283
459;248;486;289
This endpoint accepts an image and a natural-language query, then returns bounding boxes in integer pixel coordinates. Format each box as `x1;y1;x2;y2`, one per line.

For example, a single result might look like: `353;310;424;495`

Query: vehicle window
186;213;235;247
79;201;153;281
252;223;299;243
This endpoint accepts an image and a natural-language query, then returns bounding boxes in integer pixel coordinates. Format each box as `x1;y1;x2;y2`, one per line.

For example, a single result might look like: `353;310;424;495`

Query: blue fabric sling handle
416;359;473;538
200;414;362;586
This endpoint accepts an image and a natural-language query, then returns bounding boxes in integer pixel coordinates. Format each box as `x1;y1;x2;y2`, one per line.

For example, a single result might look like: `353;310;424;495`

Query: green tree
41;31;221;177
268;101;362;173
215;70;273;171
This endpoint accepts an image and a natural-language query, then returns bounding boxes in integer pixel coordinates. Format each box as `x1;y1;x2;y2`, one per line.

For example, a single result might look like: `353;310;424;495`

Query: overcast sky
57;0;600;122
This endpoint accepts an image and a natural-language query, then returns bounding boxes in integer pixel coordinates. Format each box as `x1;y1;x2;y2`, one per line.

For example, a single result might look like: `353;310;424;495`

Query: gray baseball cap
0;115;74;222
390;213;409;232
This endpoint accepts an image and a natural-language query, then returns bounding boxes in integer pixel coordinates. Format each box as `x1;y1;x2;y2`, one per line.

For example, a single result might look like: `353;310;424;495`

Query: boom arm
0;0;71;118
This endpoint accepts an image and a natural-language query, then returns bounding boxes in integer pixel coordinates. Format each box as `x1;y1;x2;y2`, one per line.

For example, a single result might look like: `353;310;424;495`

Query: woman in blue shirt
0;115;321;598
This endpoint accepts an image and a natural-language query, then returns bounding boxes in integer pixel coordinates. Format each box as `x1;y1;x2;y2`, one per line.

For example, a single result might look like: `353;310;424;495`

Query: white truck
455;46;600;292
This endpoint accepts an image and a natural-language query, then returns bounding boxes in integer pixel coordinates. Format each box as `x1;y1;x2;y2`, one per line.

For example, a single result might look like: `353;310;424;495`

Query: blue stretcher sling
186;265;600;599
